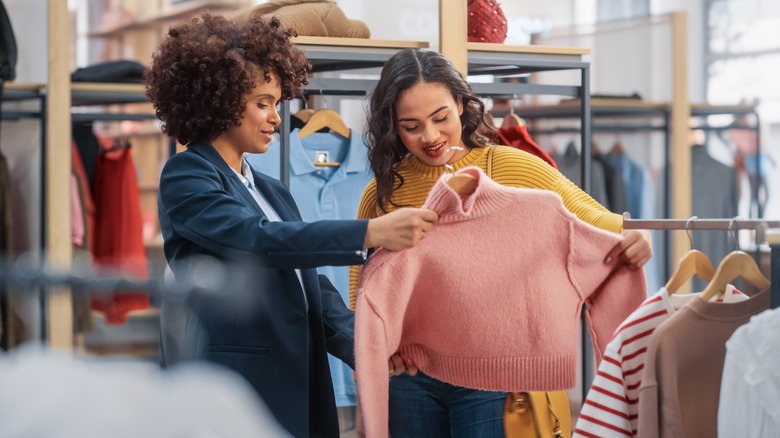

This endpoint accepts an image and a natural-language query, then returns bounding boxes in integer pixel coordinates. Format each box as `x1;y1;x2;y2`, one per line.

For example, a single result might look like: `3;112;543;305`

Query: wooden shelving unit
87;0;244;38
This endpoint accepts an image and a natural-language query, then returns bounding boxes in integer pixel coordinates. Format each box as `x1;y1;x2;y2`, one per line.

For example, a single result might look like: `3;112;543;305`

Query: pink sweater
354;166;647;438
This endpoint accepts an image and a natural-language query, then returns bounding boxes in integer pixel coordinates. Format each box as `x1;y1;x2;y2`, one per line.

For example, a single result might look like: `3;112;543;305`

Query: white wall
2;0;47;341
651;0;706;102
337;0;574;49
2;0;47;257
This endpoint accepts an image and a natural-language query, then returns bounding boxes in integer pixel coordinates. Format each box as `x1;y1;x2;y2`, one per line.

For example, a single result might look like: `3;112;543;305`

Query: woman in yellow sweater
351;48;652;437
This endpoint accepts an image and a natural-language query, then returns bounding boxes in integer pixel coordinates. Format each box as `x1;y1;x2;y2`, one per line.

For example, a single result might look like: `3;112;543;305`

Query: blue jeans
388;371;505;437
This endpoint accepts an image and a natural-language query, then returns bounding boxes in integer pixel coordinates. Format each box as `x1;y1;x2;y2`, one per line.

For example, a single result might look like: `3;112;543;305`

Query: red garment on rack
71;141;95;253
91;139;149;324
496;125;558;169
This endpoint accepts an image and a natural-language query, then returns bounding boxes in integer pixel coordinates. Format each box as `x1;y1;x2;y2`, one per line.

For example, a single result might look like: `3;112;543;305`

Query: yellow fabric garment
348;145;623;309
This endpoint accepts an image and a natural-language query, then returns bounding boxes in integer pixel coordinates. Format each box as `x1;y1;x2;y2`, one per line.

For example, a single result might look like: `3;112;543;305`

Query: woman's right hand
364;208;438;251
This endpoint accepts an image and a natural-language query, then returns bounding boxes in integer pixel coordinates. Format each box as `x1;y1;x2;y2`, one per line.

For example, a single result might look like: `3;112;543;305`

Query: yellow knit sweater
348;145;623;309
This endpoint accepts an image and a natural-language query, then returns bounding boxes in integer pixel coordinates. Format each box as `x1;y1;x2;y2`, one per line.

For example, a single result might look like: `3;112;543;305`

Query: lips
424;141;445;155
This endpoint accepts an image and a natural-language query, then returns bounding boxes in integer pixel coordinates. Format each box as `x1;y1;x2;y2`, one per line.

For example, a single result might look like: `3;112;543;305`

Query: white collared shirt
233;159;308;309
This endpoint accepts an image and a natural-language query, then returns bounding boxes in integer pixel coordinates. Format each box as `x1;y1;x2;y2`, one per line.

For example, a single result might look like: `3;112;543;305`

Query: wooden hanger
501;112;524;129
664;250;715;294
700;250;770;301
298;109;350;140
298;108;349;167
293;108;315;124
446;173;478;196
501;95;525;129
610;140;625;155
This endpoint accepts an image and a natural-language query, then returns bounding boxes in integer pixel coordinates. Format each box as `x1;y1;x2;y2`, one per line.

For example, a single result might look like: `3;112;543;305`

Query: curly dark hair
365;49;494;213
145;14;311;145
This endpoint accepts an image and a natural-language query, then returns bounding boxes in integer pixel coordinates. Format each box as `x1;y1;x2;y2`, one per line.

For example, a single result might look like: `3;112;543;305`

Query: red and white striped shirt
573;286;746;437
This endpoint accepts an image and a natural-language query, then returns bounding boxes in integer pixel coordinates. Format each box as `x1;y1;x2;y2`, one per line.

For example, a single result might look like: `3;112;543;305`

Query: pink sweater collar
423;166;513;223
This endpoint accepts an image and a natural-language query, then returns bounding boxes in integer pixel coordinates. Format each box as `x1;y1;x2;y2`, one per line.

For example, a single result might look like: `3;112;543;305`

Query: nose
421;125;438;144
269;104;281;126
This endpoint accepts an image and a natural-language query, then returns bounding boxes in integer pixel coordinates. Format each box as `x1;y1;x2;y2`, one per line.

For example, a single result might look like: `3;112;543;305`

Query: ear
456;96;464;116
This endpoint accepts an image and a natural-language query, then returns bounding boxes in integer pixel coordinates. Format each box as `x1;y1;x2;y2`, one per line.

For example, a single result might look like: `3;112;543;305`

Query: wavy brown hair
145;14;311;145
365;49;495;213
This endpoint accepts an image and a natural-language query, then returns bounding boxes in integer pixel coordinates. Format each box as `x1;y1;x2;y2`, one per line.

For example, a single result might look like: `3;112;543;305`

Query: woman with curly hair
145;15;436;437
349;48;652;436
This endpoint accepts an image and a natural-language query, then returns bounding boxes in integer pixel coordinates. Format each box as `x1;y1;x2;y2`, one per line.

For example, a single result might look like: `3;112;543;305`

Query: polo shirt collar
288;128;367;176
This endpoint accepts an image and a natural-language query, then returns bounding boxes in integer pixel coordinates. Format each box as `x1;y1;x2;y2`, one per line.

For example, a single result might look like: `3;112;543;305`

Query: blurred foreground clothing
0;343;290;437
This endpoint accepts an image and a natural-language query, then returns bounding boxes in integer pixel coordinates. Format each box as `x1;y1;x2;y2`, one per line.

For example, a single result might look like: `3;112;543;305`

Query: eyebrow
397;105;448;122
254;93;278;100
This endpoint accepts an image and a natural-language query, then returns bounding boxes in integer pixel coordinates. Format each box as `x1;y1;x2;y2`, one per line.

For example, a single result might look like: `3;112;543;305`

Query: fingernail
604;256;612;264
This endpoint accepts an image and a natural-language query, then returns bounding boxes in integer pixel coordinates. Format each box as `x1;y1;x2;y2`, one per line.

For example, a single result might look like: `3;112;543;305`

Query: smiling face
211;70;282;171
394;81;468;167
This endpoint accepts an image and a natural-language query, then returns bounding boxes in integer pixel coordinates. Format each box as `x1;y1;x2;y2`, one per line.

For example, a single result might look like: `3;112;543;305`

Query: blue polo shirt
247;128;373;407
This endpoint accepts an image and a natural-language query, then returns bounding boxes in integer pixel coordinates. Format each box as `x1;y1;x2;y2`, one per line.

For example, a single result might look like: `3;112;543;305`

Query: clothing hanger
299;108;348;167
664;217;715;294
298;89;350;141
700;218;770;301
501;95;525;129
700;251;769;300
592;139;602;156
293;108;315;124
446;173;478;196
298;109;350;140
298;92;349;167
609;134;624;155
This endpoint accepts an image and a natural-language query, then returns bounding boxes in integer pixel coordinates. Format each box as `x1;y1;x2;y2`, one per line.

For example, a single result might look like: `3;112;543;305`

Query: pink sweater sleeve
355;251;419;438
355;293;391;438
568;218;646;363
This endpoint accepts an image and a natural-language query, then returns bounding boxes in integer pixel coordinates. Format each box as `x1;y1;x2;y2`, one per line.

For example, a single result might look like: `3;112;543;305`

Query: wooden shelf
2;81;44;101
509;98;670;119
87;0;245;38
690;103;758;117
292;37;430;73
5;81;45;91
292;36;429;49
467;43;591;77
70;82;148;106
467;42;591;56
767;229;780;245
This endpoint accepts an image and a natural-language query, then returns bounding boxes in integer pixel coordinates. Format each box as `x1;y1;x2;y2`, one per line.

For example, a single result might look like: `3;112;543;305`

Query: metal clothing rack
690;104;763;218
276;38;430;186
768;230;780;309
0;84;46;246
278;39;595;192
624;218;779;309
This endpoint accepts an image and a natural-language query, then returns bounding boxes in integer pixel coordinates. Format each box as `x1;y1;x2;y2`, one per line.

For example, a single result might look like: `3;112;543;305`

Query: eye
433;116;448;123
257;103;269;109
401;125;418;132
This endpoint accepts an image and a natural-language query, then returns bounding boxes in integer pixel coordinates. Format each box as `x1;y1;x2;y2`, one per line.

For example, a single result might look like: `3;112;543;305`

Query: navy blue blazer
158;141;368;438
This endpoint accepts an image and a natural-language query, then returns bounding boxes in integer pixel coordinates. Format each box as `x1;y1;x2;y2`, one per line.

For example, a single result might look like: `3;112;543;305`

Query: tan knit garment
230;0;370;38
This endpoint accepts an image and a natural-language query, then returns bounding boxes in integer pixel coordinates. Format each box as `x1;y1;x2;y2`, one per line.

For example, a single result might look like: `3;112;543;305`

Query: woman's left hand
388;353;417;377
605;229;653;270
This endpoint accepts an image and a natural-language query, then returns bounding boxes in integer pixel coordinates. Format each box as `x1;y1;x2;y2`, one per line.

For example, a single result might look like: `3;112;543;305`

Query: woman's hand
605;229;653;270
388;353;417;377
365;208;438;251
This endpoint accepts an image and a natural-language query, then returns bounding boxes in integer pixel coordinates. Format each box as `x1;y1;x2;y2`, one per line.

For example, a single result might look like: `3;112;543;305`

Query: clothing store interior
1;0;779;437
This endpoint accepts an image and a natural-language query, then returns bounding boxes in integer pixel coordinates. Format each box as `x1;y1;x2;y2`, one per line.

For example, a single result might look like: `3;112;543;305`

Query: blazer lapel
250;170;299;221
186;141;266;217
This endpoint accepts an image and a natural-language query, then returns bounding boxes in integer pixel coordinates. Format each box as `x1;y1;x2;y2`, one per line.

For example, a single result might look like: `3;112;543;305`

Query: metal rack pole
768;230;780;309
623;218;780;230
